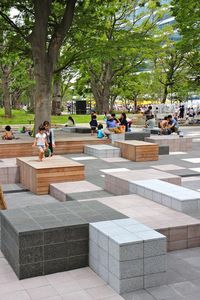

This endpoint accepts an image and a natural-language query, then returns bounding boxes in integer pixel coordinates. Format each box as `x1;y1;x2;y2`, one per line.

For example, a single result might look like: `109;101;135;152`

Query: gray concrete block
125;132;150;141
99;247;109;268
99;263;109;283
144;272;166;288
109;239;143;261
159;145;169;155
109;272;143;294
144;239;167;258
109;255;143;279
89;240;99;260
144;255;166;275
89;255;99;274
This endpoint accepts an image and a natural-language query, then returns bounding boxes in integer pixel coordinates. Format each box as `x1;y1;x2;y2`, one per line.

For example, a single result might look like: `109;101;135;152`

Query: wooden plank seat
114;140;159;162
17;155;85;195
89;219;166;293
0;137;110;158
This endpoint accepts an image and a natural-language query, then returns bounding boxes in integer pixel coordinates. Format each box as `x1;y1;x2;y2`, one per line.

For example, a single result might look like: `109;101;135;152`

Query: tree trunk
2;65;11;118
133;95;138;112
89;61;112;114
29;0;77;133
162;85;168;104
34;69;52;132
28;67;35;113
52;78;62;115
12;89;21;109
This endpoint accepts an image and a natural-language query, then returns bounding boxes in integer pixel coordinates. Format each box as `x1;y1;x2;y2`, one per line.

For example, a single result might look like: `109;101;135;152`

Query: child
97;123;104;138
32;125;48;161
43;121;55;156
2;125;14;140
89;115;98;135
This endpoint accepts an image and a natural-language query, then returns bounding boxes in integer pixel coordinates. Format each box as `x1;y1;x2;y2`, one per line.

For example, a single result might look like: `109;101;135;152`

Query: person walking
43;121;55;156
32;125;48;161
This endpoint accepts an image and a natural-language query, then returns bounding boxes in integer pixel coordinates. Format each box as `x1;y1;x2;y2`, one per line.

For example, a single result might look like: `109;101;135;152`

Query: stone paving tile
71;156;97;161
151;164;185;171
122;290;155;300
182;158;200;163
146;285;181;299
190;168;200;173
4;191;57;209
26;285;59;299
100;157;129;163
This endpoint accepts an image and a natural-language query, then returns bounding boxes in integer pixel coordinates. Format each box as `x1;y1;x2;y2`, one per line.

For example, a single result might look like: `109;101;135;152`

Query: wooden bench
0;138;110;158
17;155;85;195
114;140;159;162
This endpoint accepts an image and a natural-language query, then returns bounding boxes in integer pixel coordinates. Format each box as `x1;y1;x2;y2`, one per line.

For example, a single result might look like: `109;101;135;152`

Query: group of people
89;112;132;138
158;114;179;135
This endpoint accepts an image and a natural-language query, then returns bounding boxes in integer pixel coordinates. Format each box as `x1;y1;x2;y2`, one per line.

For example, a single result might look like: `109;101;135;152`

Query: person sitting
167;114;179;133
2;125;14;140
119;112;128;132
144;105;153;121
97;123;104;138
145;115;156;128
65;116;75;127
159;116;171;135
104;114;117;138
111;113;119;124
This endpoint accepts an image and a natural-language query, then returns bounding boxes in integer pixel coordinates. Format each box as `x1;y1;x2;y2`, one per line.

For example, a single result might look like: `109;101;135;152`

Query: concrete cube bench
84;144;120;158
159;145;169;155
131;179;200;212
89;218;166;294
75;127;91;134
0;200;126;279
145;136;192;152
125;131;150;141
0;158;19;184
61;127;77;133
104;168;181;195
111;131;151;144
50;180;102;201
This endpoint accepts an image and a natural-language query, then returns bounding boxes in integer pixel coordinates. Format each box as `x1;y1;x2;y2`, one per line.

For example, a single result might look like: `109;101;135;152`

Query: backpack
44;148;51;157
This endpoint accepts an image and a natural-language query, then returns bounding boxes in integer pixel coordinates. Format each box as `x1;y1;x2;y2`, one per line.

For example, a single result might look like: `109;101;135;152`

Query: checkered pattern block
131;179;200;212
89;218;166;294
84;144;121;158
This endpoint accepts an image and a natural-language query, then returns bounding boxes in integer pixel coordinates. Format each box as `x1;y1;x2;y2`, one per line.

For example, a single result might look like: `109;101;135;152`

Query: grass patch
0;109;102;125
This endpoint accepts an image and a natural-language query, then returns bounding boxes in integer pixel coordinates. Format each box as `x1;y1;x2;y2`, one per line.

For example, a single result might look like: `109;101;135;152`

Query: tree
71;0;164;113
0;0;77;131
172;0;200;87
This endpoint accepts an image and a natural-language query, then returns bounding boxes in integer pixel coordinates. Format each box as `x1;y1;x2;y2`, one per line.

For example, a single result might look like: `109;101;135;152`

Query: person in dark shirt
90;115;98;135
119;112;128;132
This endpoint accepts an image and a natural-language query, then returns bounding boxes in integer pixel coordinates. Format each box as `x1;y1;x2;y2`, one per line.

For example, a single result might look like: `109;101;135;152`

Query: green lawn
0;109;95;125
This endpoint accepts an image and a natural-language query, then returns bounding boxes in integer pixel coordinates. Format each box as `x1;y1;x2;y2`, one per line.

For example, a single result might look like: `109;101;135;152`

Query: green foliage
0;109;92;125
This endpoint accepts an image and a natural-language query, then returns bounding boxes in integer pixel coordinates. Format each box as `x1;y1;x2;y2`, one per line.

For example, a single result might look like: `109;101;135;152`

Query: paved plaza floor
1;126;200;299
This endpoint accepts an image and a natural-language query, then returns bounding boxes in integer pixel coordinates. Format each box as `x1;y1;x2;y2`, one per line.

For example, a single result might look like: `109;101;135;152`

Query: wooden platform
0;136;110;158
114;140;159;162
17;155;85;195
